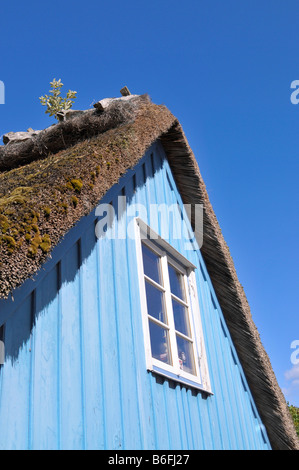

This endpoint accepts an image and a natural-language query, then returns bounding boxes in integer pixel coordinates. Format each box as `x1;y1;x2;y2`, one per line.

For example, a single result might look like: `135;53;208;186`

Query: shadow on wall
1;149;166;365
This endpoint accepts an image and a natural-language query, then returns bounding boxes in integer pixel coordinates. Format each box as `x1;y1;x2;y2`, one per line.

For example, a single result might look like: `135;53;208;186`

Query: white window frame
135;218;212;393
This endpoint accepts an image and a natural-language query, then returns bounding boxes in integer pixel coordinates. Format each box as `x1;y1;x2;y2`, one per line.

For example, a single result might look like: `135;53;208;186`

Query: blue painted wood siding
0;141;271;450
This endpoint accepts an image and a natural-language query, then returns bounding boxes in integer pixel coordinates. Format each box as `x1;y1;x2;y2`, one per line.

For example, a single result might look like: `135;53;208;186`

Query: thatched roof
0;94;298;450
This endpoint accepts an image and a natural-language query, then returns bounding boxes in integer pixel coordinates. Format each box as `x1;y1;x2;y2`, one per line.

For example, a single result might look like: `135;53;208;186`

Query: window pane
172;299;190;337
142;244;162;285
177;335;196;375
168;264;185;300
149;320;172;365
145;281;167;324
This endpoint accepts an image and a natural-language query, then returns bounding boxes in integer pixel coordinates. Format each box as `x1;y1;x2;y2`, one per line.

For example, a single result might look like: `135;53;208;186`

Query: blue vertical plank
187;389;205;450
219;325;248;449
0;295;32;450
181;388;195;449
238;377;259;450
144;149;159;234
30;267;59;450
149;375;171;449
111;193;142;449
182;253;214;450
206;298;237;449
97;228;123;449
200;277;231;449
80;223;105;450
160;162;184;254
60;243;84;450
150;146;169;240
196;395;212;450
163;383;185;450
174;386;189;449
191;260;224;449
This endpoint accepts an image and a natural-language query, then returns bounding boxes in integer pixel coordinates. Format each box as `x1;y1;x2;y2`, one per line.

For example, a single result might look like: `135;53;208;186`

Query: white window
135;219;211;392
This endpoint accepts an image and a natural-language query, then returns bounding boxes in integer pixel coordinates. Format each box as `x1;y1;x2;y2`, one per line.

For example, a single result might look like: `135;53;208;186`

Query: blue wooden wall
0;141;271;450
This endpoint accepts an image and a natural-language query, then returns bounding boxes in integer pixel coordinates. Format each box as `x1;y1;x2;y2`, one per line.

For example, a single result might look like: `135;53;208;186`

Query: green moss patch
2;235;16;255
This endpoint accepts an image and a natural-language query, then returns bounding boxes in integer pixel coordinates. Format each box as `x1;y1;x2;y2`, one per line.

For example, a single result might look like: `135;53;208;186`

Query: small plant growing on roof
39;79;77;120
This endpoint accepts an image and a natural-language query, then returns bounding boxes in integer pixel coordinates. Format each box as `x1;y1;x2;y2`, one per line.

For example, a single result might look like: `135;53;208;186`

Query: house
0;93;298;450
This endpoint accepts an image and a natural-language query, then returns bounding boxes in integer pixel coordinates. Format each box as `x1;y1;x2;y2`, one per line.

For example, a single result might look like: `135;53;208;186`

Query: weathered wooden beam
93;94;138;111
0;94;147;172
3;129;42;145
120;86;131;96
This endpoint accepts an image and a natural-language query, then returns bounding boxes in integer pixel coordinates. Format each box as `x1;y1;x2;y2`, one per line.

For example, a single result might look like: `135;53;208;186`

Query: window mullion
161;253;179;374
144;275;166;292
170;293;189;308
148;314;170;330
175;330;193;343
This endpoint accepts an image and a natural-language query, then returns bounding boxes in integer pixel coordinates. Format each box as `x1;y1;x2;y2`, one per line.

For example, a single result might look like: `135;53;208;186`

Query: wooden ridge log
0;94;146;173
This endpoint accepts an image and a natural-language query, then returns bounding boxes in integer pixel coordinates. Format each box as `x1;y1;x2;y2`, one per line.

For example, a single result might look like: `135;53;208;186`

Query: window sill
150;364;213;394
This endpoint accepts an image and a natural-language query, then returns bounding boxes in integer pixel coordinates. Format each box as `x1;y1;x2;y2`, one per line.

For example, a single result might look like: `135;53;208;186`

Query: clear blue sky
0;1;298;406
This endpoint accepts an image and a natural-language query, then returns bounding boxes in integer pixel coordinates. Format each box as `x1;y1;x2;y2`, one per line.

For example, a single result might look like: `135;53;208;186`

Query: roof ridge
0;94;150;173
